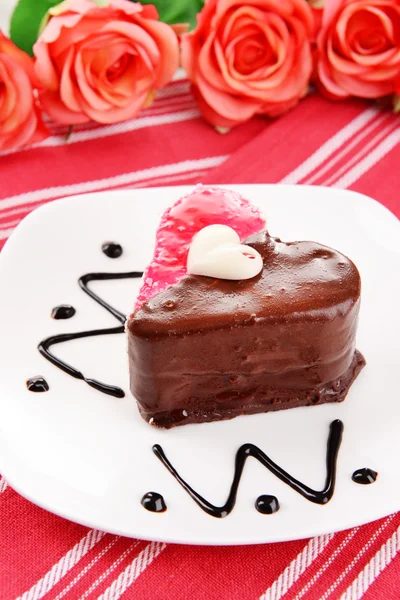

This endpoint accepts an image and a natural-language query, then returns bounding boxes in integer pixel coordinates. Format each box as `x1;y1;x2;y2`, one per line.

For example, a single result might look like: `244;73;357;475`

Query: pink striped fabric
0;79;399;600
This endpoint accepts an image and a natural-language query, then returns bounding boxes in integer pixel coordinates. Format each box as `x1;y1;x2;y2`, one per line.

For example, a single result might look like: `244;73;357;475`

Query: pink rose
316;0;400;99
34;0;179;125
0;32;48;151
181;0;315;128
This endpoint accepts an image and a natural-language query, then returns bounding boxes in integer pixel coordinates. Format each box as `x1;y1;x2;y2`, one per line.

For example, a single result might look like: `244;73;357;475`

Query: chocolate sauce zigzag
38;270;143;397
153;419;343;518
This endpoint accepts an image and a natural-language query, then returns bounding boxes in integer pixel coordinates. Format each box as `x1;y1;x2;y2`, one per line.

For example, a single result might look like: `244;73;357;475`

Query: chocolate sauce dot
255;495;280;514
352;468;378;485
27;376;49;393
102;242;123;259
51;305;76;320
141;492;167;513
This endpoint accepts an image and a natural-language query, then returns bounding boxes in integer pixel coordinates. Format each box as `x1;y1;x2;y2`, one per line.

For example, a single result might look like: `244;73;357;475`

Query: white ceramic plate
0;185;399;545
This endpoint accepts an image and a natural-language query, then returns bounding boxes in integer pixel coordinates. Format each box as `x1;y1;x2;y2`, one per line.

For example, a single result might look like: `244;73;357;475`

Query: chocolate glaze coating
127;232;365;428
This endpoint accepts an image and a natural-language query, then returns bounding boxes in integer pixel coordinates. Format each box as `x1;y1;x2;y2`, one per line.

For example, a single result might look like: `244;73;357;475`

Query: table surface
0;49;400;600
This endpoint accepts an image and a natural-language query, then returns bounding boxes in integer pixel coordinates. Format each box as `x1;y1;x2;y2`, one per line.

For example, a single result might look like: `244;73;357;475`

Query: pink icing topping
134;185;266;310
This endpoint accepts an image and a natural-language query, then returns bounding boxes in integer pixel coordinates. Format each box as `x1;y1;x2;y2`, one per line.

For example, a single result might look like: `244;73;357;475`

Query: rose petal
59;47;84;112
0;55;33;131
191;83;249;127
0;44;49;151
335;69;395;95
0;60;17;122
322;0;345;28
135;16;179;87
75;49;115;111
39;89;89;124
317;56;349;98
197;72;260;120
78;88;148;123
34;40;60;91
101;21;160;64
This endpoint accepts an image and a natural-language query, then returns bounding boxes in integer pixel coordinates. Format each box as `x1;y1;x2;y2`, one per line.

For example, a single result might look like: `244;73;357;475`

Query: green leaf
139;0;204;30
10;0;62;56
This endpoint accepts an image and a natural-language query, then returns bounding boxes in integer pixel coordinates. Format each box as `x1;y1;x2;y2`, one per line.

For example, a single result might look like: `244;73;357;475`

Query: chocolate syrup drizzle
141;492;167;513
352;468;378;484
255;495;280;514
27;376;49;392
38;270;142;398
102;242;123;259
153;419;343;518
51;305;76;320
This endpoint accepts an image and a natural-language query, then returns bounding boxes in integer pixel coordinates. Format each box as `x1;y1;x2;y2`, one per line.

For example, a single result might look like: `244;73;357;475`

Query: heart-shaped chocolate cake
127;186;365;428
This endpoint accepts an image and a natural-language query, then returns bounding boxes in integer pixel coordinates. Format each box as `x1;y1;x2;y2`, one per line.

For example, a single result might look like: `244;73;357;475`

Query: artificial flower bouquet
1;0;399;151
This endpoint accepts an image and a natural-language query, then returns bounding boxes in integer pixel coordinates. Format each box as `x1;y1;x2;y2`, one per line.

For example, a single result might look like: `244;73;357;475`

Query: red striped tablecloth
0;80;399;600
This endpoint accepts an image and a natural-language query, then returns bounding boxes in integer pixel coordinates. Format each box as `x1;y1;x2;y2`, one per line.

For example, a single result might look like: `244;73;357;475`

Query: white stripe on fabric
156;81;191;99
148;94;194;108
0;168;210;223
140;100;197;118
0;170;210;234
0;477;8;493
0;219;20;229
1;111;396;241
340;525;400;600
323;120;399;187
53;537;121;600
303;112;391;185
280;107;379;185
96;542;166;600
334;127;400;189
79;542;139;600
129;169;210;189
0;107;388;222
0;166;221;241
0;156;228;212
0;205;35;220
1;109;200;156
0;226;18;241
292;528;361;600
259;534;334;600
46;95;196;136
0;172;212;241
317;515;395;600
16;530;106;600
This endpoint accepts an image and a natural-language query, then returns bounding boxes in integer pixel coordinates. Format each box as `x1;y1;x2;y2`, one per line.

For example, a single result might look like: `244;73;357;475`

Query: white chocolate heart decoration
187;225;263;281
187;224;240;271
